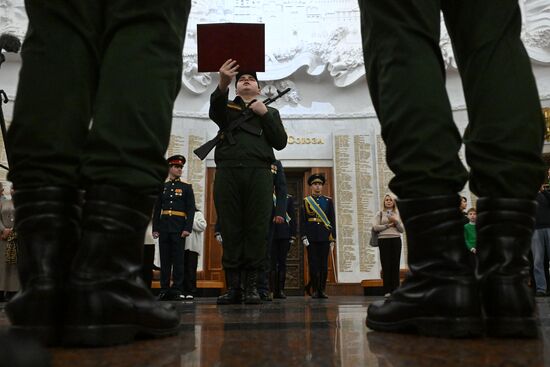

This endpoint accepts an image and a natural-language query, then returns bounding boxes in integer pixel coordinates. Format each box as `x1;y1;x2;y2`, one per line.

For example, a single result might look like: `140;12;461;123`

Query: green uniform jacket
209;88;287;167
464;223;476;251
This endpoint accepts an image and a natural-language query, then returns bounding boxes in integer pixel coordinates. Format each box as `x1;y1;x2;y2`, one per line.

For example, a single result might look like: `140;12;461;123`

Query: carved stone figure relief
3;0;546;93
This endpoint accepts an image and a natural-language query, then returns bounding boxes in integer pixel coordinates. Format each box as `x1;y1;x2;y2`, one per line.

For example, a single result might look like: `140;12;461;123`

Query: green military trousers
359;0;545;199
7;1;191;195
214;167;273;270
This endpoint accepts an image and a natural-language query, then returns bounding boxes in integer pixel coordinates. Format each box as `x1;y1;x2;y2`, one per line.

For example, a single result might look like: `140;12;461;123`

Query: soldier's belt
161;210;187;217
307;218;323;223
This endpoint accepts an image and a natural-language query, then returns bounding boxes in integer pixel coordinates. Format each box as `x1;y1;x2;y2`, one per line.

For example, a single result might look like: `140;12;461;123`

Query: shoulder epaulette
227;101;242;111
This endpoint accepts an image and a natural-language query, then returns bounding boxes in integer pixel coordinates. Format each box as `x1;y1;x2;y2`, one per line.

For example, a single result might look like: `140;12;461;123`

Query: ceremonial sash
273;193;291;223
305;196;332;229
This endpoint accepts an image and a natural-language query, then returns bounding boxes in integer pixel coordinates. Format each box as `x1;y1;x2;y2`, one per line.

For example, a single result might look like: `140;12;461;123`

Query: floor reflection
0;296;549;367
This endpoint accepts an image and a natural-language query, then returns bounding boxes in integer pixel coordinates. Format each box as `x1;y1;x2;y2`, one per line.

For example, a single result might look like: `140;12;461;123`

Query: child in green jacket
464;208;477;254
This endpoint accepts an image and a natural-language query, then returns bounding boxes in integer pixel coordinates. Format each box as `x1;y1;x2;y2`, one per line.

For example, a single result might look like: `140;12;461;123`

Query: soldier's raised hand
218;59;239;92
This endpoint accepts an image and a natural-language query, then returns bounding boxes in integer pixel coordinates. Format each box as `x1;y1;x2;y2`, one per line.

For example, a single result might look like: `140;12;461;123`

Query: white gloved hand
330;241;335;249
215;233;223;245
302;238;310;247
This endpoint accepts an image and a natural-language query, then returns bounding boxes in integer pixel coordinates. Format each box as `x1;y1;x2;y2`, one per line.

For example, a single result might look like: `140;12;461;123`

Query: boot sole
366;317;484;338
486;317;538;338
9;325;59;346
63;324;179;347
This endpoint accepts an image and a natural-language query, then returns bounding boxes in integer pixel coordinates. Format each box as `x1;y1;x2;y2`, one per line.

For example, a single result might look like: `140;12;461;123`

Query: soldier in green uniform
152;155;195;301
212;59;288;305
359;1;545;338
5;1;191;346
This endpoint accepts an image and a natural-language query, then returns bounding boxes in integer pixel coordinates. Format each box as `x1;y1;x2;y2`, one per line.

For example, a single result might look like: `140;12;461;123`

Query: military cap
308;173;325;186
167;154;186;166
235;71;259;88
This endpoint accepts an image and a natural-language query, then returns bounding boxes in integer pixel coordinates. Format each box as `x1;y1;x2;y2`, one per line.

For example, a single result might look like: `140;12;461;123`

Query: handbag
369;212;383;247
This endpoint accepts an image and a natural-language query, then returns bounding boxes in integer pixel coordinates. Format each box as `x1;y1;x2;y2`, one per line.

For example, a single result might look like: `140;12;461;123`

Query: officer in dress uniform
301;174;336;299
258;160;288;301
271;192;297;299
153;155;196;301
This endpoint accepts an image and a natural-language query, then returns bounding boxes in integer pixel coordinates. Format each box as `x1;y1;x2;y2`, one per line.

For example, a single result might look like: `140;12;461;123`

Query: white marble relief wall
2;0;549;96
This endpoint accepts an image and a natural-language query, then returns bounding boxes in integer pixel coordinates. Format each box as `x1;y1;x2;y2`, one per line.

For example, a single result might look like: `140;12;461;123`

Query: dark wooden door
283;169;305;296
201;168;224;283
202;166;337;294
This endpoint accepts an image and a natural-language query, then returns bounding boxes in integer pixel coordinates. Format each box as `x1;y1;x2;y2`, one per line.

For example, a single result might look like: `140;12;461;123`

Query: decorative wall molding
0;0;26;38
521;0;550;64
2;0;548;94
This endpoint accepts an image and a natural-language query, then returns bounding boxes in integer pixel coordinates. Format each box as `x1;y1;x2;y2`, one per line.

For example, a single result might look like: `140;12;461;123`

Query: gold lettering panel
287;136;325;145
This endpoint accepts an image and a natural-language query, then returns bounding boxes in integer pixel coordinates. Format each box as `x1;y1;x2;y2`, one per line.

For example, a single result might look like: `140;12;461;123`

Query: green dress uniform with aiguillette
210;84;287;304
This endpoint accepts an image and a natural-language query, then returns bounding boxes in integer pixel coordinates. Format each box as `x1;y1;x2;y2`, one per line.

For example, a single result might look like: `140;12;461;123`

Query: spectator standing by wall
531;186;550;297
0;183;18;301
372;194;404;297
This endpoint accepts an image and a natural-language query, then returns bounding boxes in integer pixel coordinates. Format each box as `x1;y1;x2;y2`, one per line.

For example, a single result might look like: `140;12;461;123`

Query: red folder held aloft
197;23;265;72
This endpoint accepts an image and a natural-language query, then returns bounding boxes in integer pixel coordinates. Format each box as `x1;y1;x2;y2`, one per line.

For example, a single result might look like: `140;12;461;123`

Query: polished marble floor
1;296;550;367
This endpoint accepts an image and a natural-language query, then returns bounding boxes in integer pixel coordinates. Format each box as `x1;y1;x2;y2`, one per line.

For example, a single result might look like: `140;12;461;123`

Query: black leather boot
318;271;329;299
217;269;242;305
366;195;483;338
257;270;272;301
243;270;262;304
477;198;538;338
311;273;321;299
6;187;81;345
304;279;312;296
63;186;179;347
261;270;275;301
238;269;246;303
274;270;287;299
